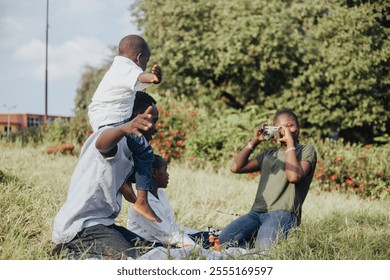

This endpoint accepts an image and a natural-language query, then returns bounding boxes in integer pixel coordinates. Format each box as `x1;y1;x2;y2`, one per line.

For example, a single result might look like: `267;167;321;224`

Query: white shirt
127;189;198;247
52;127;134;244
88;56;147;131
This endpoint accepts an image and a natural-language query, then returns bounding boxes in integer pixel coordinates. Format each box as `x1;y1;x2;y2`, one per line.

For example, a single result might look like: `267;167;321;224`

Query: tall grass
1;143;389;259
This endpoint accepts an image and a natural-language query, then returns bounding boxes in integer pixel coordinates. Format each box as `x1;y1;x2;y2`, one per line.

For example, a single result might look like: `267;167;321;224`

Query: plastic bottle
214;234;221;251
208;230;215;248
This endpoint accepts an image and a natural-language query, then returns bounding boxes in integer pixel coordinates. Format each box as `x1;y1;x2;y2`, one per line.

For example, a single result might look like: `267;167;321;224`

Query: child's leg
134;189;161;223
126;135;161;223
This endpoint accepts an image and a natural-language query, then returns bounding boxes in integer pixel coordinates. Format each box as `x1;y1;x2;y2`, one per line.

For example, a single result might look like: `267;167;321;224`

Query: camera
262;126;280;140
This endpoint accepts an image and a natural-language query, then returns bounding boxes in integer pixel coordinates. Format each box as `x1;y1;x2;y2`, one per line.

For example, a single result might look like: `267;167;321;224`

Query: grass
0;142;389;260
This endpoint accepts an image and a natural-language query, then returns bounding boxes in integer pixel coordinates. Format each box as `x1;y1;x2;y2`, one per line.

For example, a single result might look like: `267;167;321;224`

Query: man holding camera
219;109;317;254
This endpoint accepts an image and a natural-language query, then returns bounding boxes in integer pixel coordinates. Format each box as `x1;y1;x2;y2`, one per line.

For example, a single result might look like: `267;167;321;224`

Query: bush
150;97;200;162
6;126;45;146
151;96;276;167
184;106;276;168
4;96;388;201
42;119;72;144
311;138;389;200
0;118;75;148
149;97;389;200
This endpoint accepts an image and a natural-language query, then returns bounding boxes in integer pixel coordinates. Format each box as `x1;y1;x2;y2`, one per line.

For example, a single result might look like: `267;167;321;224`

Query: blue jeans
126;134;154;191
219;210;297;252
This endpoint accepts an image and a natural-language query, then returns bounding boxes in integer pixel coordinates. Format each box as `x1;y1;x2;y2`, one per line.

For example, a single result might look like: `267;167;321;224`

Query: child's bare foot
133;201;162;223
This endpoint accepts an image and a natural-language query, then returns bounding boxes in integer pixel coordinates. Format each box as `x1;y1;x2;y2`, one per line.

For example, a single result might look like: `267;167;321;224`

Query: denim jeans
53;224;158;260
126;134;154;191
219;210;297;252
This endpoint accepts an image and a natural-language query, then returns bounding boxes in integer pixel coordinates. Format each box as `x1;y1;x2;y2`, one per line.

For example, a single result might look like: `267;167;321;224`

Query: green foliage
184;106;276;167
1;119;73;147
154;96;389;200
287;1;390;138
132;0;390;142
150;96;276;168
42;119;71;144
67;0;389;145
310;138;389;200
150;97;199;162
6;126;45;146
67;113;91;145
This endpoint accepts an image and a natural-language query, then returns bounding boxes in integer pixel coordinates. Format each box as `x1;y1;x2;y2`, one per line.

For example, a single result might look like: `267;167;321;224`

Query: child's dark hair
153;154;166;170
119;35;149;57
130;91;157;120
274;109;299;127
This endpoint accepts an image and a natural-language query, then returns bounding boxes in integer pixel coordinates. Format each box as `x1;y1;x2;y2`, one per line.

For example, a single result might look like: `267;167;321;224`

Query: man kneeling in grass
52;92;159;260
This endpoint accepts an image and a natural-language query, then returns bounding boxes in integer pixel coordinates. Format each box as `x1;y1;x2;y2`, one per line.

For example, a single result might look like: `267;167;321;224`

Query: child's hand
151;64;162;84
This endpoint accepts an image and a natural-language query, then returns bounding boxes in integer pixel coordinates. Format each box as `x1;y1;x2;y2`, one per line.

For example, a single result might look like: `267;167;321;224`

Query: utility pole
3;104;16;137
45;0;49;124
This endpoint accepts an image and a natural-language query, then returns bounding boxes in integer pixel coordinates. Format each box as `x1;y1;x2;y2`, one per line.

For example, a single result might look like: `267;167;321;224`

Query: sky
0;0;139;117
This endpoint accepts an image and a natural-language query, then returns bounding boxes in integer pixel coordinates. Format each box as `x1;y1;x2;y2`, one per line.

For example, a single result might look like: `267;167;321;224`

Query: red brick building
0;113;71;135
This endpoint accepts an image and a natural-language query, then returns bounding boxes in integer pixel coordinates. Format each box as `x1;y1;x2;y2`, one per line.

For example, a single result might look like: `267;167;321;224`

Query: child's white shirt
88;56;147;131
127;189;198;247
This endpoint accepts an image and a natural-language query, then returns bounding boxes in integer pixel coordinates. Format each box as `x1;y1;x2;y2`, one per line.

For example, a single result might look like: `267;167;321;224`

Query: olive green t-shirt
251;144;317;225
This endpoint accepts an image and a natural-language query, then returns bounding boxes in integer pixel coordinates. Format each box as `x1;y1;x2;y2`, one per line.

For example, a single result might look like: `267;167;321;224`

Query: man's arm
231;125;267;173
120;182;137;203
95;106;153;155
279;125;312;183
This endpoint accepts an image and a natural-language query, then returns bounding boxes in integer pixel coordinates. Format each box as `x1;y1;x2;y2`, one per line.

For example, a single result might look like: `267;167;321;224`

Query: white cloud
13;36;111;82
13;38;44;61
0;17;24;48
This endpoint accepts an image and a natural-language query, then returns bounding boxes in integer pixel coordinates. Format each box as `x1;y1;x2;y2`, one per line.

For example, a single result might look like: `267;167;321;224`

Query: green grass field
0;143;389;259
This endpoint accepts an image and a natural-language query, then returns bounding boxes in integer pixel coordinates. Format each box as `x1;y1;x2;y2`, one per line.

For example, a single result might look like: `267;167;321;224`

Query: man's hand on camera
254;124;267;142
277;125;294;146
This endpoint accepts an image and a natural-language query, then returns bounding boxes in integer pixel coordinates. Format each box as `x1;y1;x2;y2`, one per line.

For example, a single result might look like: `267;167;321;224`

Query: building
0;113;71;135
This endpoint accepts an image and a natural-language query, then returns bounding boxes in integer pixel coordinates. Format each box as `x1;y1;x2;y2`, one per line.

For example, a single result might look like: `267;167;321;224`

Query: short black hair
274;109;299;127
130;91;157;119
153;154;166;170
118;35;150;57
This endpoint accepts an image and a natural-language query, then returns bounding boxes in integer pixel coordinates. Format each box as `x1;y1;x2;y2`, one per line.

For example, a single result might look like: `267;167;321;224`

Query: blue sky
0;0;139;116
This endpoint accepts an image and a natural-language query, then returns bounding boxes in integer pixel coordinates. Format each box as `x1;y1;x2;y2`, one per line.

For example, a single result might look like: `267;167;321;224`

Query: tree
131;0;390;142
286;0;390;142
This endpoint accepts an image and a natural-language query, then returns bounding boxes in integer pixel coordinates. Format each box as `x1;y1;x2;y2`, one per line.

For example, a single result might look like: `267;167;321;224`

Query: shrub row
2;99;388;200
151;99;389;200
